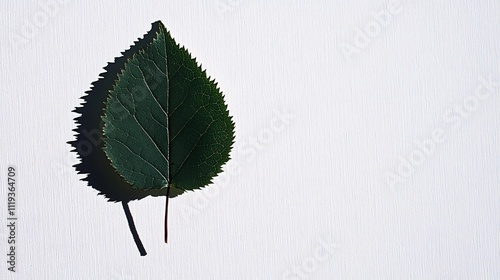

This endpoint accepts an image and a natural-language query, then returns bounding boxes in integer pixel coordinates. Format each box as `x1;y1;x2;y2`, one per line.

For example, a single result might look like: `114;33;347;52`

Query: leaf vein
107;138;167;183
115;92;170;168
171;120;215;178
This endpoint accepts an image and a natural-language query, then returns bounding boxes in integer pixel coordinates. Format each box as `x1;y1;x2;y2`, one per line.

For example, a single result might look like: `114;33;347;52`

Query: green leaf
102;21;235;192
71;21;234;252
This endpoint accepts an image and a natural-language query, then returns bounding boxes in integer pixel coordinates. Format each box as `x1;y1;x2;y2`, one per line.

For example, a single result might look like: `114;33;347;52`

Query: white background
1;0;500;279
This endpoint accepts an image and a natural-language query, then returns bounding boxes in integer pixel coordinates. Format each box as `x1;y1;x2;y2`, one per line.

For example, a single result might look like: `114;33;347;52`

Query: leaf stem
164;184;171;243
122;201;147;256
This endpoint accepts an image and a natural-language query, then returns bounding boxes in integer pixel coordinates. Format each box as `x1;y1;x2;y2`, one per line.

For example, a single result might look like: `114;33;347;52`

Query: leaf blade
102;21;235;193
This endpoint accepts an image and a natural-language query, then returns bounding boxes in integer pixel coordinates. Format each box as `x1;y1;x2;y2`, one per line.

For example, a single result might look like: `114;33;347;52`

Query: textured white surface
1;0;500;279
